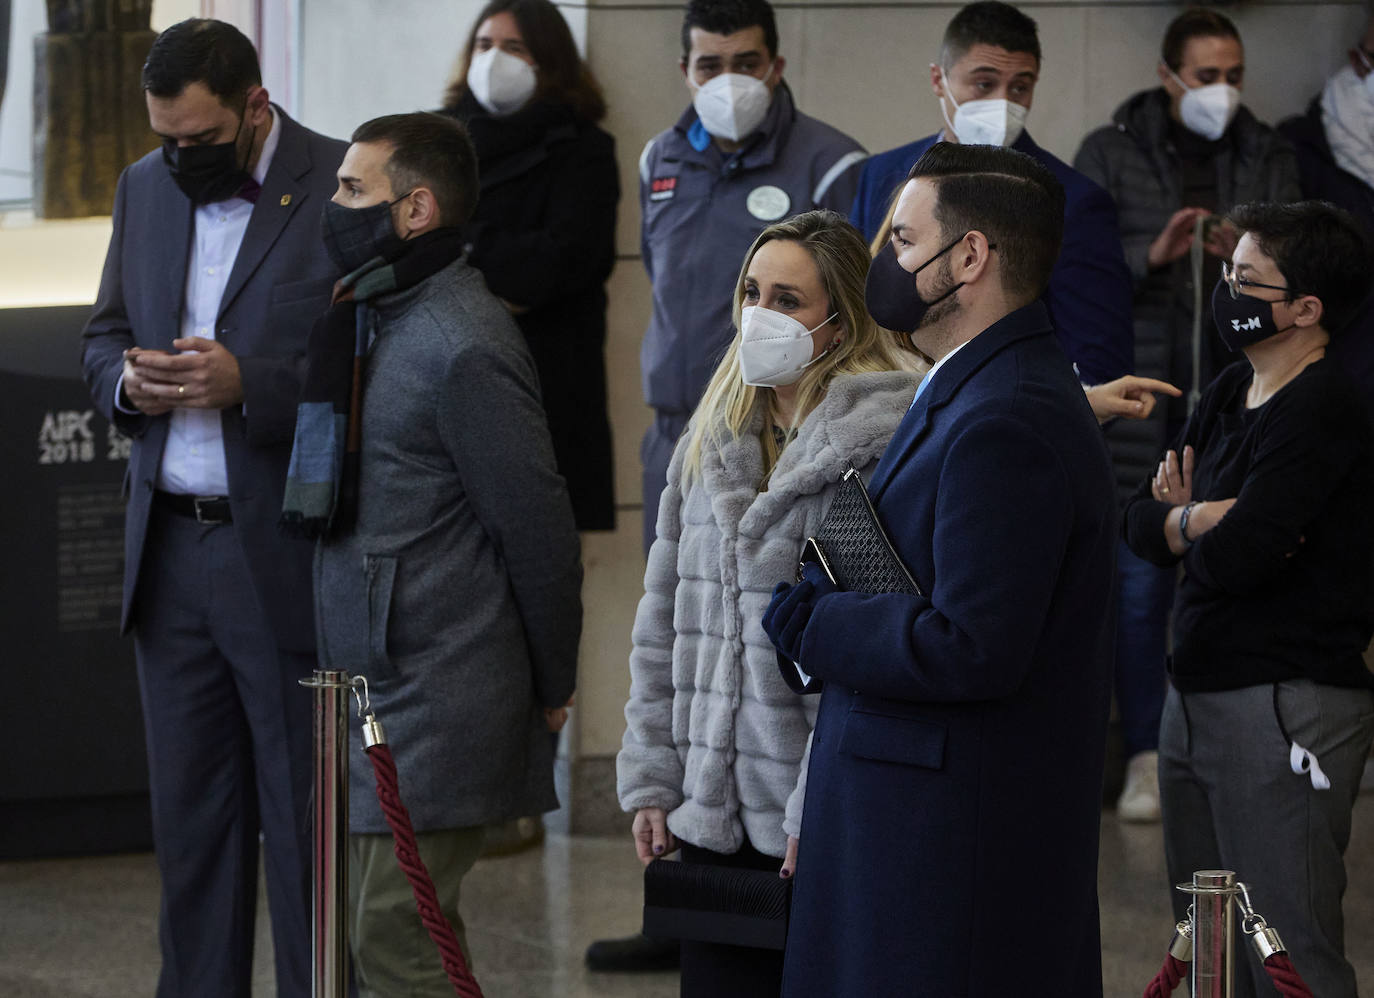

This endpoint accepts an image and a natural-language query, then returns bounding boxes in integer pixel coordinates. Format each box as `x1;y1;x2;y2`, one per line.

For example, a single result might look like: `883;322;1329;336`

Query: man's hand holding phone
121;347;176;415
123;338;245;412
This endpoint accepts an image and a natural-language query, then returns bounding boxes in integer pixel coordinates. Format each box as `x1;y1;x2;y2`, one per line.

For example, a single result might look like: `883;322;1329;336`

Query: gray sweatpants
1159;680;1374;998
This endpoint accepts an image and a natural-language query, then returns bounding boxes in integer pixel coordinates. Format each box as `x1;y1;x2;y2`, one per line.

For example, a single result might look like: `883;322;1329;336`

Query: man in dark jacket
637;0;867;556
766;143;1116;998
80;20;345;998
1278;10;1374;413
1075;7;1300;822
851;2;1138;419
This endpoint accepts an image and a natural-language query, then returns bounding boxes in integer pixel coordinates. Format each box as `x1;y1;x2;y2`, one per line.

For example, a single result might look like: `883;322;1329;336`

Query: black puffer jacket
1075;88;1301;499
1279;97;1374;421
443;95;620;530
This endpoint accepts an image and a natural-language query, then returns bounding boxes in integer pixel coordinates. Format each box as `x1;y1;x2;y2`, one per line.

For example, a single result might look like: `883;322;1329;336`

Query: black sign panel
0;305;151;856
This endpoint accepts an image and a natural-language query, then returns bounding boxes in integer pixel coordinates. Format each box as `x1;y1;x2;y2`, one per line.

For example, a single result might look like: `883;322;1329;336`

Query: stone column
33;1;157;218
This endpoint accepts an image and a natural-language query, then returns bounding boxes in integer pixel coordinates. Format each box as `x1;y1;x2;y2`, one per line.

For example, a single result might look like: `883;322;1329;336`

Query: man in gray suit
308;111;581;996
80;19;345;998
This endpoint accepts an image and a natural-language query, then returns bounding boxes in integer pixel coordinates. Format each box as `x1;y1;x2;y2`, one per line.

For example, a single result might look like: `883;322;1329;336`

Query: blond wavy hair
682;210;916;487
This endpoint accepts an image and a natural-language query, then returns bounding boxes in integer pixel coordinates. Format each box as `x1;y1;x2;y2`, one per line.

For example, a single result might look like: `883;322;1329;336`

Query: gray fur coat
617;370;917;857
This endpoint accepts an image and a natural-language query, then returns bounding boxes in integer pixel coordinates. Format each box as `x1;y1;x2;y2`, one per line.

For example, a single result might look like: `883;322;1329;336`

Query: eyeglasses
1220;260;1303;301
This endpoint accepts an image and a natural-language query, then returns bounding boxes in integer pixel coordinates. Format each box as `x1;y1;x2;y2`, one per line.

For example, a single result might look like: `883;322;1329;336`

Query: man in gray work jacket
637;0;867;555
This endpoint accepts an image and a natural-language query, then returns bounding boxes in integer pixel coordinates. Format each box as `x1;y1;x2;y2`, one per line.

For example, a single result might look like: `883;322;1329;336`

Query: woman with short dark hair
1124;200;1374;998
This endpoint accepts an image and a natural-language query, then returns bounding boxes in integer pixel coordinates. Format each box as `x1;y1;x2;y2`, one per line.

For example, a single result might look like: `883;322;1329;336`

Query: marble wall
294;0;1371;828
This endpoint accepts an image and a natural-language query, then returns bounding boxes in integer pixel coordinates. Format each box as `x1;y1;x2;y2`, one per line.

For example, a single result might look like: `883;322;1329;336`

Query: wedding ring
1161;486;1170;494
178;385;185;396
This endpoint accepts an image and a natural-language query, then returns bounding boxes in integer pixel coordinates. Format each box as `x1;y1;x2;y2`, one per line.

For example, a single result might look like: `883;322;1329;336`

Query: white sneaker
1117;750;1161;823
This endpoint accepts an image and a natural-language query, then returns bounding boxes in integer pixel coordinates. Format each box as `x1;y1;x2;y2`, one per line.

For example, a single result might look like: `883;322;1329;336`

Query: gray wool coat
617;370;917;858
315;258;582;835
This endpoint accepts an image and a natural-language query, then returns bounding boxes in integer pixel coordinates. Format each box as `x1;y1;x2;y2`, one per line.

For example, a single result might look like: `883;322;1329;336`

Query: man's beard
915;256;961;331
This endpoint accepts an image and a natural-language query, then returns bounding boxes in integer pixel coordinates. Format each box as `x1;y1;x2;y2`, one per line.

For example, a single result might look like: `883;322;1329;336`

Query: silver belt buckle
192;496;223;524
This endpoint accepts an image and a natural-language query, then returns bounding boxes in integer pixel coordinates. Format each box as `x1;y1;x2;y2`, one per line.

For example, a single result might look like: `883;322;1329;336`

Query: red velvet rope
364;742;484;998
1263;953;1314;998
1142;953;1187;998
1143;947;1315;998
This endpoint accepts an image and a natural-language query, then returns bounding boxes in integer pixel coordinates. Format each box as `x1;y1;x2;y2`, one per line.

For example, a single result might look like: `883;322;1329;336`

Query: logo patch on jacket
746;185;790;221
649;177;677;202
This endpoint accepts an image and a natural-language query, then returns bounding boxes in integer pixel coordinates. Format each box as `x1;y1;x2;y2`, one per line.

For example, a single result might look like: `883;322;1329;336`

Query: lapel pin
280;194;292;207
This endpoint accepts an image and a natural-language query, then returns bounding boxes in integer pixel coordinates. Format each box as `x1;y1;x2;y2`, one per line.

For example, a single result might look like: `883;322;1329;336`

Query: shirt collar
251;106;282;188
924;336;969;386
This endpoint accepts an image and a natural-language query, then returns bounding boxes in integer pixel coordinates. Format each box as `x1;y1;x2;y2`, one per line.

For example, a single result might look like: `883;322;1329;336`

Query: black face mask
162;106;253;205
320;193;413;277
864;236;966;334
1211;278;1297;352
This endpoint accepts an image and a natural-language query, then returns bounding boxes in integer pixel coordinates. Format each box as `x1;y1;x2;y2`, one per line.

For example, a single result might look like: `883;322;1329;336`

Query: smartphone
797;537;838;585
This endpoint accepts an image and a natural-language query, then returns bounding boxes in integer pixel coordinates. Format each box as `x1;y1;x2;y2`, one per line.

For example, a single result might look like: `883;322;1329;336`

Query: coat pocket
839;709;946;770
364;553;398;676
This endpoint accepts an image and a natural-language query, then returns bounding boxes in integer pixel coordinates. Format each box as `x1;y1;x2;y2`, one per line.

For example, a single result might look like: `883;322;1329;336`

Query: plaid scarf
280;228;467;538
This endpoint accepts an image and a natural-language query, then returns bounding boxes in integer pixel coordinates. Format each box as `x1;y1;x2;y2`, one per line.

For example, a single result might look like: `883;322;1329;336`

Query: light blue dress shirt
118;111;282;496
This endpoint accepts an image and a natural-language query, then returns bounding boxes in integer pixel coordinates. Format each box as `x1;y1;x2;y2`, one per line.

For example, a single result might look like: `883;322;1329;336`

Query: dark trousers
1160;681;1374;998
134;507;314;998
678;839;786;998
1113;540;1174;756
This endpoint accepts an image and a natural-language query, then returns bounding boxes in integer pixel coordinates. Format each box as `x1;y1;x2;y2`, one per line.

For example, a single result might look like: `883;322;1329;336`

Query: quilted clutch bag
642;858;792;951
799;463;922;596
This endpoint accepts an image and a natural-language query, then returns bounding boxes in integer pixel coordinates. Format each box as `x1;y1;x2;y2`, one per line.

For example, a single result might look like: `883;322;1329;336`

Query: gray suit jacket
315;258;582;833
81;108;347;652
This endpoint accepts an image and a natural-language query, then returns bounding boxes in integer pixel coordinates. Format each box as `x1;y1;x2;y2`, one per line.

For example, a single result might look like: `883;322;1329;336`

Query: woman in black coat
442;0;619;530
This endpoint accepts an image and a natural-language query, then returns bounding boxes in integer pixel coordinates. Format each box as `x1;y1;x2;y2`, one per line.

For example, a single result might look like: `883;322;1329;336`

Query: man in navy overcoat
765;143;1117;997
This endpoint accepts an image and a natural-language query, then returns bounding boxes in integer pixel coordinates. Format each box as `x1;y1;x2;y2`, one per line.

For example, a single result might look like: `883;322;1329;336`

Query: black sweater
1124;357;1374;692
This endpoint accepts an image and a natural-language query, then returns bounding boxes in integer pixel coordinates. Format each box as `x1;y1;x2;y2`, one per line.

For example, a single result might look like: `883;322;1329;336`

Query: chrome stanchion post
1179;870;1240;998
1236;883;1288;963
300;669;353;998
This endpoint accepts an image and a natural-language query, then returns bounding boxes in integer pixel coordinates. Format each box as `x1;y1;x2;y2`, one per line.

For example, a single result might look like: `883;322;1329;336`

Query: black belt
153;491;233;524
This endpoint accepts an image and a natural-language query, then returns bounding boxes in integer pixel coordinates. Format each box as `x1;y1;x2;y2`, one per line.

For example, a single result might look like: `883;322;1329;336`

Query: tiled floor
3;798;1373;997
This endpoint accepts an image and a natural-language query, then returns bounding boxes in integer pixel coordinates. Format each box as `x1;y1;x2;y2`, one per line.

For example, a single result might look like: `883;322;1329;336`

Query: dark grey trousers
134;507;314;998
1159;680;1374;998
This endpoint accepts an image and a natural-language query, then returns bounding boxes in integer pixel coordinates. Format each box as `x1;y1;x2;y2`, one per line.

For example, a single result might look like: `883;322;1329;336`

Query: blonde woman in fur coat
616;209;923;996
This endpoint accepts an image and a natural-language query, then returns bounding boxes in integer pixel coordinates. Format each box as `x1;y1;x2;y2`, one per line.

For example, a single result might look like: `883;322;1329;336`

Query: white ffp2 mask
1168;68;1240;141
738;305;837;387
693;68;773;142
940;74;1028;148
468;48;538;117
